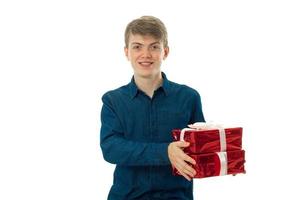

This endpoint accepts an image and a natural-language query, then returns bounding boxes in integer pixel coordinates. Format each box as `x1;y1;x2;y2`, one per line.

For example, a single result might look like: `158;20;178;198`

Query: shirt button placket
149;99;153;141
149;96;156;192
150;98;157;140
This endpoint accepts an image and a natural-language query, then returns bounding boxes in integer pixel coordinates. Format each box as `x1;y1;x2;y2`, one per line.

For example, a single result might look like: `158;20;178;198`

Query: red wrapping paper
173;150;246;178
172;127;242;154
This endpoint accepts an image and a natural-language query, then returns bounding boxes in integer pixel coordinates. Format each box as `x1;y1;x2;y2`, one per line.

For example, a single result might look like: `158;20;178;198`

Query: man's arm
100;94;170;166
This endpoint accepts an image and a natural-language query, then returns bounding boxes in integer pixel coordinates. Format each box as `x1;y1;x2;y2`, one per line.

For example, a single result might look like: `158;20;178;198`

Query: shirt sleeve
190;90;205;123
100;93;171;166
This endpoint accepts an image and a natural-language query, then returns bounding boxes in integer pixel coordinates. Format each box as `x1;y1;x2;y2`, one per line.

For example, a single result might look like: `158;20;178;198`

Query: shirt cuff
153;142;171;165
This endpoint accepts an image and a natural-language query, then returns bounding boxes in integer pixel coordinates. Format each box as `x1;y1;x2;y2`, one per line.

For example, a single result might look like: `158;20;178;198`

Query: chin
137;72;153;78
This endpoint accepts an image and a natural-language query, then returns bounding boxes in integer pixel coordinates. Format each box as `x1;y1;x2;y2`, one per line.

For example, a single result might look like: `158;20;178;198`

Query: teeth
139;62;152;66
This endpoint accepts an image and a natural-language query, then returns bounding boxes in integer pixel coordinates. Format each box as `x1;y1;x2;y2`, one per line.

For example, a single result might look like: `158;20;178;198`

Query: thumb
175;141;190;148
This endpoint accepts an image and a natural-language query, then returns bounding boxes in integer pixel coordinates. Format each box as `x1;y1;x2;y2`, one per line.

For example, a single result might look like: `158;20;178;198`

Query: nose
141;48;152;58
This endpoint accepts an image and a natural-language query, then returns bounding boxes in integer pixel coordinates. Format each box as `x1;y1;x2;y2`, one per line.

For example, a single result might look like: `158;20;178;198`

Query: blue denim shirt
100;72;205;200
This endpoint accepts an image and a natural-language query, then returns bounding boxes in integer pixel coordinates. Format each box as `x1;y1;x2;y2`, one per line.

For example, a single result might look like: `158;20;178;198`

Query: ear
124;47;129;60
163;47;169;60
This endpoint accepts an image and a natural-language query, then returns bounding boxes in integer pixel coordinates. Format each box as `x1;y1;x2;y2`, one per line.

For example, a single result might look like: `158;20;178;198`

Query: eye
150;45;161;50
132;45;141;50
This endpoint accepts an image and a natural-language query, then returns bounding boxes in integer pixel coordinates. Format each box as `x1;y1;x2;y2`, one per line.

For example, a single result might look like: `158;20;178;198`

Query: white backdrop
1;0;299;199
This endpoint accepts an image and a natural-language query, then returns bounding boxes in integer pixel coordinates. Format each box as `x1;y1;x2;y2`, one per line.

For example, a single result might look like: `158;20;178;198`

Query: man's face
124;34;169;78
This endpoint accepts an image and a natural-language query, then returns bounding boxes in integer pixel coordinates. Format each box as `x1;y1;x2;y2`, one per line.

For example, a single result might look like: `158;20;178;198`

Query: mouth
138;61;154;67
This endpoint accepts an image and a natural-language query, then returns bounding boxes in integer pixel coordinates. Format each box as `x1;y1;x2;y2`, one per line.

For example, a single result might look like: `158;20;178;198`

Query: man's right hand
168;141;197;181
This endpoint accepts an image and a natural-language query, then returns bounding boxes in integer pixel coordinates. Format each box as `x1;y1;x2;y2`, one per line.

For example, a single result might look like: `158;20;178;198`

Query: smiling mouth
138;62;154;67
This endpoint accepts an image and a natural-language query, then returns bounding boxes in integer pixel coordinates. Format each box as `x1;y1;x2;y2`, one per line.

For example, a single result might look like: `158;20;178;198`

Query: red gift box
172;127;242;154
173;150;246;178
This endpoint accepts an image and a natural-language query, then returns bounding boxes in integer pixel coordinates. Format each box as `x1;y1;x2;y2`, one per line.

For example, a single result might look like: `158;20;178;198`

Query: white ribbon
218;128;227;152
179;128;194;141
180;122;227;152
216;152;228;176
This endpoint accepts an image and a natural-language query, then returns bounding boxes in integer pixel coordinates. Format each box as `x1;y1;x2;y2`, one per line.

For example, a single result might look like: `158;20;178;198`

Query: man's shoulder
102;83;131;101
169;80;200;97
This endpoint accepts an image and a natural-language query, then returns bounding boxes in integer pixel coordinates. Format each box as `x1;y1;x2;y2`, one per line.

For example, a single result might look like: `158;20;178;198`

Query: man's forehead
128;34;161;44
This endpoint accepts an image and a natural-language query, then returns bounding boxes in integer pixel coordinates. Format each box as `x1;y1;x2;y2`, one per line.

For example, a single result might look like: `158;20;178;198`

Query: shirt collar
129;72;171;99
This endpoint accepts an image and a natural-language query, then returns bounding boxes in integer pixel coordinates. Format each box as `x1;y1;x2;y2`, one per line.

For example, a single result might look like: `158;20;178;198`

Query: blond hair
124;16;168;48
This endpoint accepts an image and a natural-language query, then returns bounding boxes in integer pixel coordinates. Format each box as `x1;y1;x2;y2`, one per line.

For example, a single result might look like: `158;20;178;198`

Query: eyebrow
130;42;161;46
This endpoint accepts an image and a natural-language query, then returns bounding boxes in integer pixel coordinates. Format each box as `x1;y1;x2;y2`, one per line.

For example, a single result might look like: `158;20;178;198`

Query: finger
174;141;190;148
183;167;196;178
175;161;194;180
180;161;196;177
183;154;196;165
177;160;196;177
178;170;191;181
184;165;197;177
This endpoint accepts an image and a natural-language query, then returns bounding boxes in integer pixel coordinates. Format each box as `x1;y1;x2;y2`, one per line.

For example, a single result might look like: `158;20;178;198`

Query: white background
1;0;299;199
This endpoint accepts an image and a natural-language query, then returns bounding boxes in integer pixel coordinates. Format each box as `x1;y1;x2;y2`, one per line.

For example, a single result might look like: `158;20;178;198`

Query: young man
100;16;205;200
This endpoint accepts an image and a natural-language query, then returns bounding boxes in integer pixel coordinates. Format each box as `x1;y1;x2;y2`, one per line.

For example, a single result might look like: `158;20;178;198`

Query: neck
134;73;163;98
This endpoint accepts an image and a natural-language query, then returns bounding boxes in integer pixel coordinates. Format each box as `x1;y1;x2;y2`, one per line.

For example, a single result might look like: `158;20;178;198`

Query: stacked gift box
172;123;246;178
